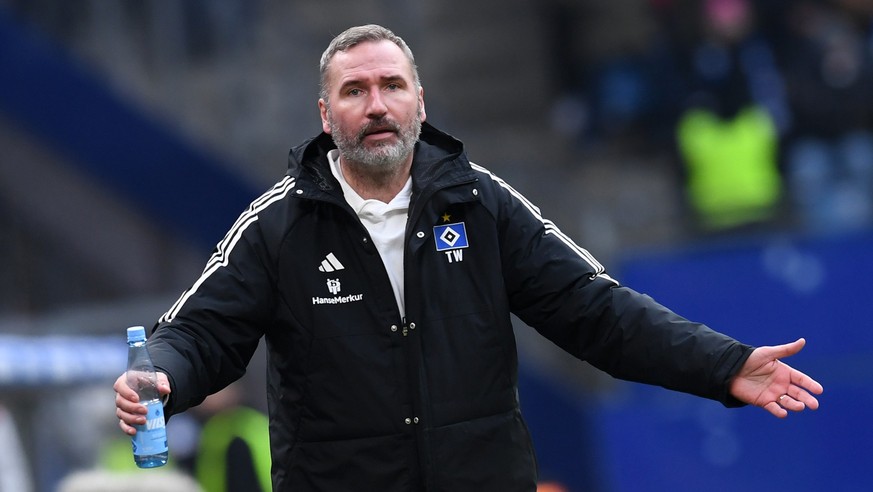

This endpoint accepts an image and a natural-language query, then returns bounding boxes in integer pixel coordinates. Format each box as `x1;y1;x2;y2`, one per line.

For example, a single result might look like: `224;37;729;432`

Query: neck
340;157;412;203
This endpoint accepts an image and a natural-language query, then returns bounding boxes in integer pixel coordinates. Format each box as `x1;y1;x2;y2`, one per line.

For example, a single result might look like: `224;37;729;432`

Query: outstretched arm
729;338;823;418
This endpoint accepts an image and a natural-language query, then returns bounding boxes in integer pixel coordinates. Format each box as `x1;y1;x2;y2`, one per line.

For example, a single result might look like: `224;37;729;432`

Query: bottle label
132;400;167;456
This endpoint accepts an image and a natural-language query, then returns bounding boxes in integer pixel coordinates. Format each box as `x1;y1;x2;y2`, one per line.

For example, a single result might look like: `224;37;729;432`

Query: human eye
383;77;406;92
346;87;363;97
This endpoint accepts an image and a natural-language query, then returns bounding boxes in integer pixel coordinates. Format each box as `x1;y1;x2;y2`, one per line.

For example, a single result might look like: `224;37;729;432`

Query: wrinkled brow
338;74;409;93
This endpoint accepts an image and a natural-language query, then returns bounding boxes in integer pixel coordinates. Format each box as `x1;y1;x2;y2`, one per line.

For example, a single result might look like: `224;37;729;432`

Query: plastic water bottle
126;326;168;468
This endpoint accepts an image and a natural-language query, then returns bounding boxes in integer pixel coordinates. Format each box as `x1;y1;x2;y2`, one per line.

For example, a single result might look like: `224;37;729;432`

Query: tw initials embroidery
433;222;469;263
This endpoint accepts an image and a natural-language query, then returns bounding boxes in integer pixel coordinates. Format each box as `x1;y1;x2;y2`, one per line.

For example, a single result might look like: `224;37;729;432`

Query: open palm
729;338;824;418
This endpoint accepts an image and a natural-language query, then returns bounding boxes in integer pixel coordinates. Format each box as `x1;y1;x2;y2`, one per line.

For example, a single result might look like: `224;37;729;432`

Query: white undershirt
328;149;410;317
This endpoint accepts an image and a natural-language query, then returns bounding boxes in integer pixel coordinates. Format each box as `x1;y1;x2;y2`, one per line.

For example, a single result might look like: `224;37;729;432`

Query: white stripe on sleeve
470;163;616;285
160;176;296;323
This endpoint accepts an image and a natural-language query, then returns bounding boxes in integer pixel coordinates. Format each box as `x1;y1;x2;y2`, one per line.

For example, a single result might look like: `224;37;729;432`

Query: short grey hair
319;24;420;103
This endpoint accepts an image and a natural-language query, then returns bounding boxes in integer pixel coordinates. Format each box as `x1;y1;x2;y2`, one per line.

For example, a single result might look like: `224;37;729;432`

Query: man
115;24;823;491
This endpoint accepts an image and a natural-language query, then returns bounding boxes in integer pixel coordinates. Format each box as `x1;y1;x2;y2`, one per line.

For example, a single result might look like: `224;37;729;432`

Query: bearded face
326;102;422;172
318;40;426;176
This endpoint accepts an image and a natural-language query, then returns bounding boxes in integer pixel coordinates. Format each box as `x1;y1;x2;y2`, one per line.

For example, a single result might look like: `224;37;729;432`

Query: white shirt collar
327;149;412;215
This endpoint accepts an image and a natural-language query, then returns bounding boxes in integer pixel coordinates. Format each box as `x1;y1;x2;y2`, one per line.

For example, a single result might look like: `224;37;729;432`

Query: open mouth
360;130;397;146
360;121;399;142
365;128;395;137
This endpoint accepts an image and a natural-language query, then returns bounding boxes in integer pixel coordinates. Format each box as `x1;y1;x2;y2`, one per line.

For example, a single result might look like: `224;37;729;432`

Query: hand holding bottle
115;326;173;468
114;370;171;436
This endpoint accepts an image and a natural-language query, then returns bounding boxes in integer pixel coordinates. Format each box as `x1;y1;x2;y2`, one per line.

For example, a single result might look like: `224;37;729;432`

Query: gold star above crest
441;213;451;223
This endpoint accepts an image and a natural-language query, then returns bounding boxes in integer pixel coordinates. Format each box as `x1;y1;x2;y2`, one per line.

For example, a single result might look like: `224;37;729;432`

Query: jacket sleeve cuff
717;342;755;408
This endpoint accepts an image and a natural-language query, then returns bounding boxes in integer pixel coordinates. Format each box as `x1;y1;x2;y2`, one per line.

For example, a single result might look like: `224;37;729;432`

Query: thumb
770;338;806;360
156;372;172;396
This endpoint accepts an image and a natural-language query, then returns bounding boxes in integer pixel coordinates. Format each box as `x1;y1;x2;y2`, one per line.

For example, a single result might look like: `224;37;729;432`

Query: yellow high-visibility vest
677;105;782;229
196;407;271;492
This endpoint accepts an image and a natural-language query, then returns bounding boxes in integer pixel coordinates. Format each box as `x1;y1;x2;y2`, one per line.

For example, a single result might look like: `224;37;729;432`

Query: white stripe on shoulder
160;176;296;323
203;176;297;272
470;162;615;284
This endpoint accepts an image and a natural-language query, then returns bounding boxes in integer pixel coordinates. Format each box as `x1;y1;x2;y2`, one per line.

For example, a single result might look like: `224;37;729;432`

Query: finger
117;415;138;436
115;391;147;415
787;384;821;411
113;373;140;403
156;372;172;397
777;393;806;412
771;338;807;360
115;396;147;420
115;391;147;435
764;401;788;419
790;367;824;396
116;404;145;436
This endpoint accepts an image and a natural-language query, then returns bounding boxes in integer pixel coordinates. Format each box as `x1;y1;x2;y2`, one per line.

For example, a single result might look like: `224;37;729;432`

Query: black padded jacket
147;122;753;491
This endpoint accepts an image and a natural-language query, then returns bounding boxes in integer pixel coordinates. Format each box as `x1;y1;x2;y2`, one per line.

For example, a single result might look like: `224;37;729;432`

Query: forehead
326;40;414;88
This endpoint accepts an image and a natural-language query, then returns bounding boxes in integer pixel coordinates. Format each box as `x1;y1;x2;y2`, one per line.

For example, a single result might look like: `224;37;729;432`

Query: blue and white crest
433;222;469;251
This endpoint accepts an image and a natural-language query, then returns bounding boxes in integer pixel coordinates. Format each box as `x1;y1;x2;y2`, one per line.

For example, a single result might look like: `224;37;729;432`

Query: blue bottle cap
127;326;147;343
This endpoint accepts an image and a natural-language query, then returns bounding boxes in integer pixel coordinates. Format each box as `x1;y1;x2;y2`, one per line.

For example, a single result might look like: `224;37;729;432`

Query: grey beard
329;113;422;173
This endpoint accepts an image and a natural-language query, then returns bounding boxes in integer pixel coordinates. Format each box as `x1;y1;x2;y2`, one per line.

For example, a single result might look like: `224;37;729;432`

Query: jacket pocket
428;409;537;492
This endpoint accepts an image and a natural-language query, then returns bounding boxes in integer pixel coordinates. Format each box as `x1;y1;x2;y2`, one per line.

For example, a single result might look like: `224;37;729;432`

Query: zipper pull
402;317;409;337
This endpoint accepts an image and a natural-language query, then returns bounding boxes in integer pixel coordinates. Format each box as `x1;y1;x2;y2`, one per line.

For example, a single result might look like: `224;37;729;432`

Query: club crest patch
433;222;469;251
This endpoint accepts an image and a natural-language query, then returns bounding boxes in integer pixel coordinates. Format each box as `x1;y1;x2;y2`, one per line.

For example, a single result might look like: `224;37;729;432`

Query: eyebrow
338;74;408;93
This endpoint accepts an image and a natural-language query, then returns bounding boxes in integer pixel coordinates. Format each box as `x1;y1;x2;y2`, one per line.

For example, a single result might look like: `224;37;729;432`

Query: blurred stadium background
0;0;870;491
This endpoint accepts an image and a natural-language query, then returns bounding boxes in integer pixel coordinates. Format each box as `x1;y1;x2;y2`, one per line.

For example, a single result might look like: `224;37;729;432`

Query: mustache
356;118;400;140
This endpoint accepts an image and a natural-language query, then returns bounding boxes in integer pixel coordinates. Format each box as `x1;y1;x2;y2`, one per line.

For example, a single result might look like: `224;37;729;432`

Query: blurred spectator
191;383;271;492
29;386;117;491
674;0;787;231
775;0;873;233
542;0;683;148
0;403;33;492
56;469;202;492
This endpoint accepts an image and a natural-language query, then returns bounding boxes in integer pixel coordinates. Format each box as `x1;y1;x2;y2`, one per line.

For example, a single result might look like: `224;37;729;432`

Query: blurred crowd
1;1;872;491
0;381;269;492
545;0;873;235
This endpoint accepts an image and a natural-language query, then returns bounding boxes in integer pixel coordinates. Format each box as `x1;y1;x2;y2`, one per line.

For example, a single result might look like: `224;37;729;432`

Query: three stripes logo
318;252;345;272
312;252;364;305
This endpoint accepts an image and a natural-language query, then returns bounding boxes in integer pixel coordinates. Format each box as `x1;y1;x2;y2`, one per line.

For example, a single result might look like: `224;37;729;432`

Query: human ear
318;99;332;134
418;87;426;122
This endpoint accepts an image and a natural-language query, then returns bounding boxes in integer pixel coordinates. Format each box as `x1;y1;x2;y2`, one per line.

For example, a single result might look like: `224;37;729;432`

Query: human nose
365;90;388;118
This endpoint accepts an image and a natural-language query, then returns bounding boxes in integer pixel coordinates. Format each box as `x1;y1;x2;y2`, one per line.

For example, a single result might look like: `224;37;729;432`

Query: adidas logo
318;252;345;272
